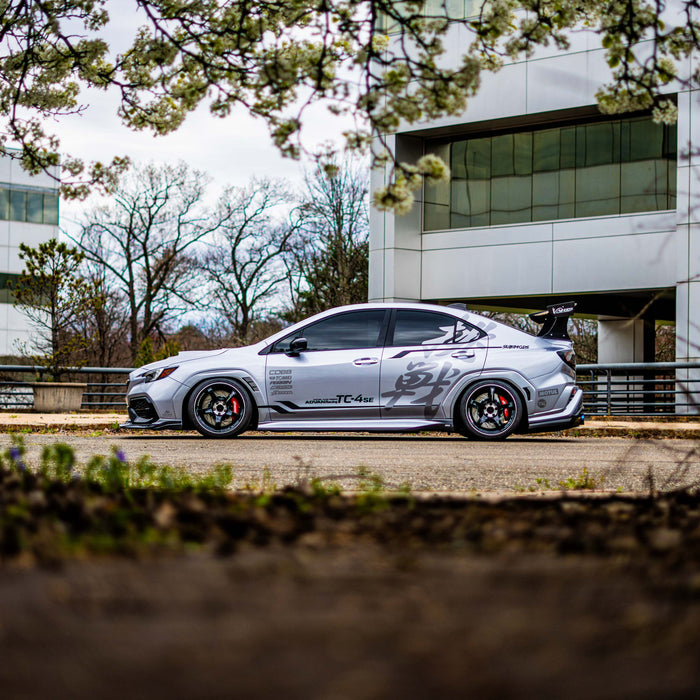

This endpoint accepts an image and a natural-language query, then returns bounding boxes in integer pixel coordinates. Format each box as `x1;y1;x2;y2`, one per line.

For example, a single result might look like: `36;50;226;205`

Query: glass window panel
423;114;675;230
391;310;457;346
491;134;514;177
425;177;450;207
575;163;620;217
467;180;490;226
664;122;678;159
26;192;43;223
451;140;467;180
557;170;575;219
424;203;450;231
424;144;450;230
668;159;677;209
534;129;560;172
466;137;490;179
272;310;386;352
621;160;671;213
560;127;576;169
532;171;559;221
577;121;619;167
514;132;532;175
10;190;26;221
465;0;485;17
43;194;59;225
629;118;664;161
451;179;489;227
0;189;9;220
490;175;532;225
445;0;465;18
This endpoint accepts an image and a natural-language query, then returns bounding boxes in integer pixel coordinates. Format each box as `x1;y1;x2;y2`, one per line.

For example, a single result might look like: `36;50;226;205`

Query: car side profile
123;301;583;440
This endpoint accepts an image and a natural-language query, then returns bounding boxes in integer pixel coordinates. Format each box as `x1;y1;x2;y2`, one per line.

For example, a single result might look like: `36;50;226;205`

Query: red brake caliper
499;395;509;418
231;398;241;414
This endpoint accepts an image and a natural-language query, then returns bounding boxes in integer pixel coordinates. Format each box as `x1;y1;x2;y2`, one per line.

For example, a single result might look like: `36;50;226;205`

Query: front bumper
526;386;584;434
123;393;183;430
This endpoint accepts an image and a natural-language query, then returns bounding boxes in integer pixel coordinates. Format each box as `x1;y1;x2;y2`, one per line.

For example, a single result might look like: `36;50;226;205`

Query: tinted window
390;310;482;346
272;310;387;352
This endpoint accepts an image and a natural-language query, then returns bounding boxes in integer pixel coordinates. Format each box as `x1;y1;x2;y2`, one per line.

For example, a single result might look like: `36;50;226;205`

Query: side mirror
287;337;308;356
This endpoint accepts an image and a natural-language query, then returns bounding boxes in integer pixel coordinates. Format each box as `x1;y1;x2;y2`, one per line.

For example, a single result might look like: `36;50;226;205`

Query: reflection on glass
423;115;676;231
26;192;43;224
43;194;59;225
274;311;386;352
0;188;60;224
392;311;456;346
0;190;9;220
380;0;486;32
10;190;25;222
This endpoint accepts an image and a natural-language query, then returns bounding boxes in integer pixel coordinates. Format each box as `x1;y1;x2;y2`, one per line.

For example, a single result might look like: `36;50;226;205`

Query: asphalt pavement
0;411;698;438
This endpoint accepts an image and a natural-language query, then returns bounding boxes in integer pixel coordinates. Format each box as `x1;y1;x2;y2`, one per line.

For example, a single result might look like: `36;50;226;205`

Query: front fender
176;369;265;426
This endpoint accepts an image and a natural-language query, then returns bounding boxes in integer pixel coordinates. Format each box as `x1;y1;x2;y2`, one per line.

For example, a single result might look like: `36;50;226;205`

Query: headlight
142;366;179;383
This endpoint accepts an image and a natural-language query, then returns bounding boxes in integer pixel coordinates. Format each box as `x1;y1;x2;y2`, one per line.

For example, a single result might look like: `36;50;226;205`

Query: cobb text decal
269;369;293;396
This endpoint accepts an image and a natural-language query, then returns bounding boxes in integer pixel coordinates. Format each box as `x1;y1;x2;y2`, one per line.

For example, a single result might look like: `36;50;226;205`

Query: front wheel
187;378;253;438
458;380;523;440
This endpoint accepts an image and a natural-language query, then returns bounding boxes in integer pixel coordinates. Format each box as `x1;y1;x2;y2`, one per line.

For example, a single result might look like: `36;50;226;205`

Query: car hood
129;348;231;380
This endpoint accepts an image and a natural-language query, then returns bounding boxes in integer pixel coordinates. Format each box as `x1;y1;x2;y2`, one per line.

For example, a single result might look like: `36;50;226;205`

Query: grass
518;468;606;493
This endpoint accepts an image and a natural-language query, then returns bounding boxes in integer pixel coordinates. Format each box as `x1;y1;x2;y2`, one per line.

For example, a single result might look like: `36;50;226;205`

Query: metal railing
0;365;134;410
0;362;698;415
577;362;700;416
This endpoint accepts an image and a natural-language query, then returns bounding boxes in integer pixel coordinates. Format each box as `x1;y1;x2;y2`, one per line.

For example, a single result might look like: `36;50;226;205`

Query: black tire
458;380;523;441
187;378;253;438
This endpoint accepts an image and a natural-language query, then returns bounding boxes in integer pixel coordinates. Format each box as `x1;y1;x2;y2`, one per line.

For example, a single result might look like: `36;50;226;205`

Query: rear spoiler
529;302;577;341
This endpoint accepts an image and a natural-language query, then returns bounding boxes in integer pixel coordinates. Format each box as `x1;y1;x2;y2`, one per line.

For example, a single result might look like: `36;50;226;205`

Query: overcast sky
55;3;355;227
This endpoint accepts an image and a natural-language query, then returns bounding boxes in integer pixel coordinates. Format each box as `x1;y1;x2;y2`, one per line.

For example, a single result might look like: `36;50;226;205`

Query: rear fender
442;369;536;428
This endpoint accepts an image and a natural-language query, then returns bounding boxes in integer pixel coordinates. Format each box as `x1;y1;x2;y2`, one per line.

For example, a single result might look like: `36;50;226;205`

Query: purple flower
8;446;26;472
116;449;127;464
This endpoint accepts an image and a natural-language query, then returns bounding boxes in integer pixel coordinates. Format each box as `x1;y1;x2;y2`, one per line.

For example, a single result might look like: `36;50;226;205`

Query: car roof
256;301;491;349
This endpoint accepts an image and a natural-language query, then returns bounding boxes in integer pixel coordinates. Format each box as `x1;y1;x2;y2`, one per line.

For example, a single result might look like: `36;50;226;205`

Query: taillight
557;349;576;369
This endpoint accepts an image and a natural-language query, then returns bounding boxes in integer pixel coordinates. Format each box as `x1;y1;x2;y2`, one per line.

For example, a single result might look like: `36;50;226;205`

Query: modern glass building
0;154;60;355
370;1;698;407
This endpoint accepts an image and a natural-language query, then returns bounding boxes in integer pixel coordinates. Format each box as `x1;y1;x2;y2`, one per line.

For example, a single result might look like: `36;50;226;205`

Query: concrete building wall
0;156;60;356
370;5;700;409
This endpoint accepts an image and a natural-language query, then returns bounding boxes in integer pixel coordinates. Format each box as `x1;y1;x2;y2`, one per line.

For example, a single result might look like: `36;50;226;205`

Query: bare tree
73;162;230;363
11;239;92;379
198;178;295;345
284;156;369;322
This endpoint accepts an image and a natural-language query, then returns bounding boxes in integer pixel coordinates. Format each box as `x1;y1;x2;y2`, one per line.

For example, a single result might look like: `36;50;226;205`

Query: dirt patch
3;462;700;697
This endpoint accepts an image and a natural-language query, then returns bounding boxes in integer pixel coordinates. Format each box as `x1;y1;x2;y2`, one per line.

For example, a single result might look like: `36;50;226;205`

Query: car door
380;310;488;420
264;309;389;421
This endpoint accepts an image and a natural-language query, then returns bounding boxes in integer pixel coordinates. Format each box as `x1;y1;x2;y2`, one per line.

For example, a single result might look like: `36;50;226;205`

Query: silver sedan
123;301;583;440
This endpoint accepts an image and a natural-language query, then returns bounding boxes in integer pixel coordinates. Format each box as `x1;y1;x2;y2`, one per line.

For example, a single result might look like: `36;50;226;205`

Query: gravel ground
1;432;699;493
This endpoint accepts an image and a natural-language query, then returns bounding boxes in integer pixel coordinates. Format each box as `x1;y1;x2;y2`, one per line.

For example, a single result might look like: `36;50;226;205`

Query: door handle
451;349;476;359
353;357;379;366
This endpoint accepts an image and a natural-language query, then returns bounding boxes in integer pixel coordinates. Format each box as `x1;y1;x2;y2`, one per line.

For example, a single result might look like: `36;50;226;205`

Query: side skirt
259;419;451;432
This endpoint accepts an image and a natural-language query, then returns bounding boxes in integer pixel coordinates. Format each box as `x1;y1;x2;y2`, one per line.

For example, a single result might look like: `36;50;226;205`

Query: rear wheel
458;380;523;440
187;379;253;438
